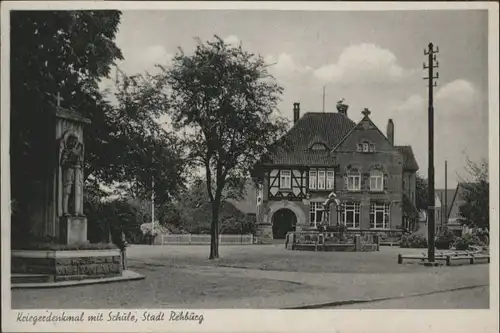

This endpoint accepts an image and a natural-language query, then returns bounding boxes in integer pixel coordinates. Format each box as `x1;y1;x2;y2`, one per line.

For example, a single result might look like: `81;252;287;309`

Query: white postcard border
1;2;499;333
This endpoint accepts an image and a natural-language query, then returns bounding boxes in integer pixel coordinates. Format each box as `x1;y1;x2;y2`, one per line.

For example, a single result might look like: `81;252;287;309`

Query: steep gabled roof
333;112;394;151
396;145;419;171
262;112;356;166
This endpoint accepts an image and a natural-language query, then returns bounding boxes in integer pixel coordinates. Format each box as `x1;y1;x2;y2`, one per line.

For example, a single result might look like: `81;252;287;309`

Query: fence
158;234;254;245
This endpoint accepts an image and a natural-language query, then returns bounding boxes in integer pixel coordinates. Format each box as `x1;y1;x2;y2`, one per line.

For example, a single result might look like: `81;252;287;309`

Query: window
327;171;335;190
309;169;334;190
370;202;390;229
358;141;374;152
370;169;384;191
309;170;317;190
310;202;325;228
347;169;361;191
280;170;291;189
340;202;360;228
318;171;326;190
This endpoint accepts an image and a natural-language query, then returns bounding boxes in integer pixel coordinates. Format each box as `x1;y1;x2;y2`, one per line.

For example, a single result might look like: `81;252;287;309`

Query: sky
103;9;489;189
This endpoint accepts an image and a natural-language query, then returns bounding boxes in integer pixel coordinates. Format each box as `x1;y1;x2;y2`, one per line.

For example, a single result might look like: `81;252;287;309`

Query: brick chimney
293;103;300;124
387;119;394;145
336;99;349;116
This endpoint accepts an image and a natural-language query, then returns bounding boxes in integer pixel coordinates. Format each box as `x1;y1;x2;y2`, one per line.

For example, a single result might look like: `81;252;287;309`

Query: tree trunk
209;200;220;259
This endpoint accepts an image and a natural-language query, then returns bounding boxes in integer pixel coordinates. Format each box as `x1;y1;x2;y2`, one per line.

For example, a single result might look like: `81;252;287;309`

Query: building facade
253;101;419;240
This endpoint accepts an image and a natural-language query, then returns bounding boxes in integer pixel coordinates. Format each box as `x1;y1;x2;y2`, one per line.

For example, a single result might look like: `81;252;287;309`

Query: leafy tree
90;72;187;204
415;174;428;212
458;158;489;229
158;36;288;258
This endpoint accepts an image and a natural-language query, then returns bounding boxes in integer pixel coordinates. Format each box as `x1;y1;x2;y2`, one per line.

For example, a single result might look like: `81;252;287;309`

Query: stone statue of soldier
60;132;84;216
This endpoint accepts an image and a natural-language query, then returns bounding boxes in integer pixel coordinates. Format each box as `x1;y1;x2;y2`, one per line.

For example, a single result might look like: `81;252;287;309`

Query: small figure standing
60;133;84;216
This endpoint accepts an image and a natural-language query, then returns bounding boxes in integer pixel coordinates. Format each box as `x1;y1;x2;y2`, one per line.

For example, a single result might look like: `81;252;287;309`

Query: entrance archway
272;208;297;239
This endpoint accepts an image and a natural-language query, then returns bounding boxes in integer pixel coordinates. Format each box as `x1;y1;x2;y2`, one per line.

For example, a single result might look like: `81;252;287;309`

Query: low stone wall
12;249;122;282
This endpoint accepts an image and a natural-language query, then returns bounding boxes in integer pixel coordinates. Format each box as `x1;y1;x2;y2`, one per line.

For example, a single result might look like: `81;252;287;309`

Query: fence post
189;234;192;245
398;254;403;264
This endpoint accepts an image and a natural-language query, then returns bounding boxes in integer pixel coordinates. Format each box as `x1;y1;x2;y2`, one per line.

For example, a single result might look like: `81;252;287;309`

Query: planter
11;249;122;282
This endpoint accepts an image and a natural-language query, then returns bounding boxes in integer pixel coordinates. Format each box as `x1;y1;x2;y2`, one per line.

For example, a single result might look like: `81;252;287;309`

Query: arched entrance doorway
272;208;297;239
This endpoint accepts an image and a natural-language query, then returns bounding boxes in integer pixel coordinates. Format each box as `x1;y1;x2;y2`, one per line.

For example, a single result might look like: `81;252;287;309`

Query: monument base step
11;274;53;284
11;270;145;289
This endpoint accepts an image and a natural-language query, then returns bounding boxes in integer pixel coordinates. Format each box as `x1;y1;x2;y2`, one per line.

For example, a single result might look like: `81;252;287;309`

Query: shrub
400;233;428;248
454;233;483;250
474;228;489;245
435;228;456;250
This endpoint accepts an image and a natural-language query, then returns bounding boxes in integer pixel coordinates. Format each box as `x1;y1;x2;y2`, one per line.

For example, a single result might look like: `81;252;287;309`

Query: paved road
332;286;489;309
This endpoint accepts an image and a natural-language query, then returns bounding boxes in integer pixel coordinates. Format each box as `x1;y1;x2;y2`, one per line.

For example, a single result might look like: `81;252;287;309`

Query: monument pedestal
59;216;87;244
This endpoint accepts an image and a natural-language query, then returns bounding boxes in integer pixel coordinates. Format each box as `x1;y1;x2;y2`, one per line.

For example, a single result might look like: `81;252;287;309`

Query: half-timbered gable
268;168;307;200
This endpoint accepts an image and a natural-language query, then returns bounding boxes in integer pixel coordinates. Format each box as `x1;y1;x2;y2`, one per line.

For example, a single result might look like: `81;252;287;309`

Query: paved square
12;245;489;309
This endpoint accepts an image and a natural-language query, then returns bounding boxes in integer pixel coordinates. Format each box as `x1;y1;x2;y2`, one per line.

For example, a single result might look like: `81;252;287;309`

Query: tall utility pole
423;42;439;263
444;160;448;229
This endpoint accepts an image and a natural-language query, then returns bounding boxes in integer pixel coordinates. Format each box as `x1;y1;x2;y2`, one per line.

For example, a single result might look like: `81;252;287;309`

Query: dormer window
363;142;369;152
311;143;327;150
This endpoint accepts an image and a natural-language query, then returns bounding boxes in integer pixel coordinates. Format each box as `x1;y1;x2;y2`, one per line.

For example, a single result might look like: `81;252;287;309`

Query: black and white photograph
1;1;498;333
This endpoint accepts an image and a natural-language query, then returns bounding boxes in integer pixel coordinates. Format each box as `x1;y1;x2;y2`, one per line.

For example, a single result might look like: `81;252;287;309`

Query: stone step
11;274;53;284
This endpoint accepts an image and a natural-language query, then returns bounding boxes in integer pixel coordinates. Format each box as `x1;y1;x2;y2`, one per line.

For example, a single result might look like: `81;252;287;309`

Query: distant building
436;184;471;236
253;101;419;240
417;193;443;237
226;179;257;219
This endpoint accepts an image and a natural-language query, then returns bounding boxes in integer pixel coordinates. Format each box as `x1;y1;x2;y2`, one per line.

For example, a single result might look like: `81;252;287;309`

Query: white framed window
309;202;325;228
370;169;384;191
370;202;390;229
309;170;317;189
280;170;291;189
326;170;335;190
363;142;369;152
318;171;326;189
341;202;360;229
369;144;375;152
347;169;361;191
